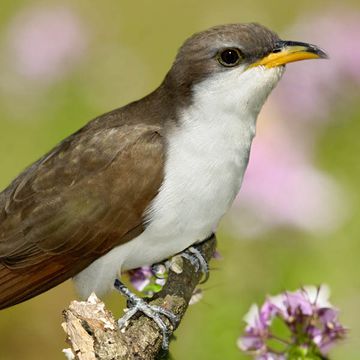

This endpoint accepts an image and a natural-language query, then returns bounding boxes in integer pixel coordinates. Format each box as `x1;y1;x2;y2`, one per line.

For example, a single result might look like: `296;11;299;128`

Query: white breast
74;66;284;298
141;98;256;253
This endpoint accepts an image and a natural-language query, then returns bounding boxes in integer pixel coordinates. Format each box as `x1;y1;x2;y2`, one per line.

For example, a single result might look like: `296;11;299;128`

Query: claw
114;279;179;349
180;246;209;283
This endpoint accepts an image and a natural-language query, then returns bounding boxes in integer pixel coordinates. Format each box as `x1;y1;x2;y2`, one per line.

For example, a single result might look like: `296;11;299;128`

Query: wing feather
0;122;164;308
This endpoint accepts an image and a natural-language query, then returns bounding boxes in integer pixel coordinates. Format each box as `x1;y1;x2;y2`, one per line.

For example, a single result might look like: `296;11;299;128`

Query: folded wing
0;121;164;309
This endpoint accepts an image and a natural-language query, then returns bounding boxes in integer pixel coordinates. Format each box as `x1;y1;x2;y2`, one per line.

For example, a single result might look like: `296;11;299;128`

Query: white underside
74;65;284;298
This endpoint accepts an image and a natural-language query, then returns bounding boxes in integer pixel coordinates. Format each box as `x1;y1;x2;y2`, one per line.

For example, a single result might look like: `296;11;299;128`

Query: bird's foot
179;245;209;284
152;244;209;284
114;279;179;349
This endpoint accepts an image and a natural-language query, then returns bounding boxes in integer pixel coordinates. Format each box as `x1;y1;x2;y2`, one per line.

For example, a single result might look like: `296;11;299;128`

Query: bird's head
164;23;327;115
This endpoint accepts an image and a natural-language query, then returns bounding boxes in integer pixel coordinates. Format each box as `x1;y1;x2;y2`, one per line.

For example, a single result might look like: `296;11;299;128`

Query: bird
0;23;327;313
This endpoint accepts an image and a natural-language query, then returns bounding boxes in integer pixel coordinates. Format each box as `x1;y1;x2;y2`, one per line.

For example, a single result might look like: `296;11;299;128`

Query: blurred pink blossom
7;6;88;82
274;8;360;122
230;114;347;236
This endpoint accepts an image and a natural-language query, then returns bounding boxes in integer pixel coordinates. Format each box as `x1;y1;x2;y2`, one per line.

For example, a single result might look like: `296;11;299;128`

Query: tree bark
62;235;217;360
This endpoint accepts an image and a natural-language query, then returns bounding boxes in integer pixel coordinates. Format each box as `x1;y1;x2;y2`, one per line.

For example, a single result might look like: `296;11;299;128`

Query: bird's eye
218;48;242;67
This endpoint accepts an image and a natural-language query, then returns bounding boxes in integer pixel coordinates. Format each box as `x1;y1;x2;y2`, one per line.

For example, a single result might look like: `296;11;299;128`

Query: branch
62;235;217;360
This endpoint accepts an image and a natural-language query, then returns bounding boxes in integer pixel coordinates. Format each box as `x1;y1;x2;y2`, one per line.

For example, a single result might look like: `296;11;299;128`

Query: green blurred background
1;0;360;359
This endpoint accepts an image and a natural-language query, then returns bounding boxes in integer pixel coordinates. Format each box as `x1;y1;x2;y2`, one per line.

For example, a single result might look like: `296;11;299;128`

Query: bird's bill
250;40;328;68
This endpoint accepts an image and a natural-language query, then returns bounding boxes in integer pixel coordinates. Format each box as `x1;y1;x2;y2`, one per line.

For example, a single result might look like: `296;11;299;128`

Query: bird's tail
0;263;32;309
0;261;75;310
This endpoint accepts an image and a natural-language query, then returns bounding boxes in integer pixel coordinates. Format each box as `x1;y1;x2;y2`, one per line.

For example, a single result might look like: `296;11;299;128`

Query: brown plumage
0;84;172;309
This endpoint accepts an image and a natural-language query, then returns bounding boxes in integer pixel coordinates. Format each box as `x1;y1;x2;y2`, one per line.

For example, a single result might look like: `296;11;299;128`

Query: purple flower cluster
126;265;167;295
126;266;153;292
238;285;346;359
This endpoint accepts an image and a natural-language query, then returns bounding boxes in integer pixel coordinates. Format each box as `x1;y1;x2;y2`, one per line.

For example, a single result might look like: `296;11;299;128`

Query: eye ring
217;48;242;67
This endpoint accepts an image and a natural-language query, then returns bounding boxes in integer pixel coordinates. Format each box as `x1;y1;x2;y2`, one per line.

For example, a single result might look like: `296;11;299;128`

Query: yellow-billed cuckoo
0;24;326;323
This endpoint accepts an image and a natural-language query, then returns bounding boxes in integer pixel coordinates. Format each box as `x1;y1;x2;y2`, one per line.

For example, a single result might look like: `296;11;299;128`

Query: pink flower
127;266;153;292
7;6;88;82
126;263;168;293
274;8;360;122
231;116;346;235
238;304;268;354
238;285;347;358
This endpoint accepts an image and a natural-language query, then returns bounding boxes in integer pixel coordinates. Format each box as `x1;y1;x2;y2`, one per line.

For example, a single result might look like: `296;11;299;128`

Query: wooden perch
62;235;217;360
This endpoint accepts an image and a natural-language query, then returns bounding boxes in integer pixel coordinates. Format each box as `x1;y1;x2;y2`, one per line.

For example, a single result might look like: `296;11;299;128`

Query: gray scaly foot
114;279;179;349
180;246;209;283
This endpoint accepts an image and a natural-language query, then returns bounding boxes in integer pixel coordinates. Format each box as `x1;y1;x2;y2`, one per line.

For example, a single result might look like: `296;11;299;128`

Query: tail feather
0;262;81;310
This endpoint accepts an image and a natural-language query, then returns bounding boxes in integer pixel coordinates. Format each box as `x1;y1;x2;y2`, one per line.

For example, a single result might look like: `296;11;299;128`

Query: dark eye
218;48;242;67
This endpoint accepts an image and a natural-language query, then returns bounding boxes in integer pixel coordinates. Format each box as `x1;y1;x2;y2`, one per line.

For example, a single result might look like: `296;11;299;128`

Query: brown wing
0;123;165;309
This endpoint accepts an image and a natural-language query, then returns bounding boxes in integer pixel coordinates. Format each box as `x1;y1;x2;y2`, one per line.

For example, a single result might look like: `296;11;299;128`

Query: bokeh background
1;0;360;359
